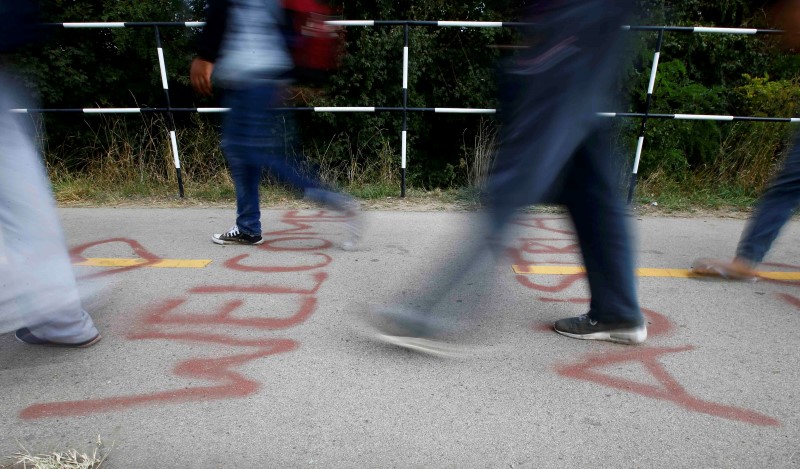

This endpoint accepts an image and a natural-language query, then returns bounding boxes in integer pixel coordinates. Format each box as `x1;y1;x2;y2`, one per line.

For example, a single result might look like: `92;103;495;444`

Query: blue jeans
221;83;348;235
486;0;640;325
736;131;800;264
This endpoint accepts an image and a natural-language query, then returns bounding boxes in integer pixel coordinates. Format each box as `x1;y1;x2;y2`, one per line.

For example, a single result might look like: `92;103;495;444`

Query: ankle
732;257;757;271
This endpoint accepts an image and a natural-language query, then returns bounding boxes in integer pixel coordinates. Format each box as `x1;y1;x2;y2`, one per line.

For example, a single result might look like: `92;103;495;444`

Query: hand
190;58;214;96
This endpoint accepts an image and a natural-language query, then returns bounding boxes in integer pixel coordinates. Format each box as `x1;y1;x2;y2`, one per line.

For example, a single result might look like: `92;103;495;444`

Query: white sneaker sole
211;235;264;245
375;334;465;358
554;326;647;345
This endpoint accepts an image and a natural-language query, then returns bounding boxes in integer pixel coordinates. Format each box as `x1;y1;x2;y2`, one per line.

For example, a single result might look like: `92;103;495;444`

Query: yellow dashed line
512;265;800;280
513;265;586;275
636;268;699;278
757;271;800;280
75;258;212;268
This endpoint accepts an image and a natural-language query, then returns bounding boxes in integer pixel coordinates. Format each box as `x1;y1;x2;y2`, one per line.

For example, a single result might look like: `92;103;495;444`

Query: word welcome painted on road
18;213;788;427
20;210;346;419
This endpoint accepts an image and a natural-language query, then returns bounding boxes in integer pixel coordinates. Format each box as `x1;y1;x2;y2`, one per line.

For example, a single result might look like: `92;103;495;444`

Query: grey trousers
0;73;98;342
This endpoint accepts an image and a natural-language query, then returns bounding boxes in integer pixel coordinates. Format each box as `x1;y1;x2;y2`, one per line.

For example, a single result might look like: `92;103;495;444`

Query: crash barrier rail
10;21;793;201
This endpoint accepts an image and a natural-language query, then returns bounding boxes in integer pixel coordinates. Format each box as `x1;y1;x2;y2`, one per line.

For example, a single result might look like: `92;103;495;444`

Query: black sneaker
212;225;264;245
554;314;647;344
15;328;102;348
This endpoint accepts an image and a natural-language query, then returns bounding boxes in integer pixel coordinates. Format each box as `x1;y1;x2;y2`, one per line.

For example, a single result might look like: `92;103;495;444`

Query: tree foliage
8;0;800;191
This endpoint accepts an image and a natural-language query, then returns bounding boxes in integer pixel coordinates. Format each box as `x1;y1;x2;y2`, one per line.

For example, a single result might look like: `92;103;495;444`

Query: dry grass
460;117;498;190
45;113;230;201
38;107;782;213
696;121;791;192
1;437;111;469
299;126;400;188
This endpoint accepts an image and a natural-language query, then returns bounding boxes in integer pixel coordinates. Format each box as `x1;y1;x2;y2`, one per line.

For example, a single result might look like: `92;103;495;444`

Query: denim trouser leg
229;163;263;235
222;85;278;236
385;0;640;333
222;83;347;233
736;132;800;264
560;131;641;325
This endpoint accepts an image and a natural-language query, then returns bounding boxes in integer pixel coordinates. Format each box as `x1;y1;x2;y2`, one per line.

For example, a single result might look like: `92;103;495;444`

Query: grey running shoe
212;225;264;245
375;334;464;358
554;314;647;344
303;188;363;251
340;203;362;251
367;306;463;358
15;327;102;348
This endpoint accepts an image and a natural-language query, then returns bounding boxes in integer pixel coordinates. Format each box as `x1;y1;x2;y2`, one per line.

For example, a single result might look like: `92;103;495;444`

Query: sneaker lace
225;225;240;237
578;314;598;326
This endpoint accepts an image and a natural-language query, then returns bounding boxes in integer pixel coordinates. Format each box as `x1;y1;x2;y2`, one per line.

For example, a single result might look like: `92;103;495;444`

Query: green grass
50;172;763;214
344;182;401;199
40;113;772;213
634;172;760;212
40;113;764;213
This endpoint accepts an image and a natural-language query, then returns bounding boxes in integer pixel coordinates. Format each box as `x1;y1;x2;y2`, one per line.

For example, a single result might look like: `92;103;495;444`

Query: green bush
11;0;800;204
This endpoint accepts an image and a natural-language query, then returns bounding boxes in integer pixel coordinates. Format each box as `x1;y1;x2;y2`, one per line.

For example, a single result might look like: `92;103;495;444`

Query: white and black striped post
401;23;409;197
154;26;184;198
627;28;663;205
22;21;796;201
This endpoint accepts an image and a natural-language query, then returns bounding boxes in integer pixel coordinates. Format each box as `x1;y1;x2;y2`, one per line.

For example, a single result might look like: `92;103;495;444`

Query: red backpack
281;0;345;83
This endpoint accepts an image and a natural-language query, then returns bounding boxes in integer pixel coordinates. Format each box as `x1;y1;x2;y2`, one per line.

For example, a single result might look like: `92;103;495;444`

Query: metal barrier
11;21;793;202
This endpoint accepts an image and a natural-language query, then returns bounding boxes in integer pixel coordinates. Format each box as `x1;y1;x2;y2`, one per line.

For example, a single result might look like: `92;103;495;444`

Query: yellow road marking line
75;258;212;268
512;265;800;280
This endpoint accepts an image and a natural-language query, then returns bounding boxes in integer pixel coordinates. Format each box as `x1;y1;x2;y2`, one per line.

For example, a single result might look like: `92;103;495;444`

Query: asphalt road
1;207;799;468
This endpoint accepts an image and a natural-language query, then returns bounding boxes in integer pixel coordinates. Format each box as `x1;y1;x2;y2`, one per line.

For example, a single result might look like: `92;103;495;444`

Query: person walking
692;0;800;281
0;0;101;347
190;0;360;248
366;0;646;355
692;136;800;280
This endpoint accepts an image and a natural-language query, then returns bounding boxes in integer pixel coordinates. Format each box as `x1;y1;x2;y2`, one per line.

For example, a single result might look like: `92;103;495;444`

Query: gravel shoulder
56;195;756;219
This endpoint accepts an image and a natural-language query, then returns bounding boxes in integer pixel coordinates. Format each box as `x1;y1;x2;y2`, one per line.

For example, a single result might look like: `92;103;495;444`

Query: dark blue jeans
405;0;641;329
484;0;640;325
737;131;800;264
221;83;325;236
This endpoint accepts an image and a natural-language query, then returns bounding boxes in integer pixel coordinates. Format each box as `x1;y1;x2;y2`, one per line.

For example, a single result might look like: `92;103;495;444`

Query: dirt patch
56;194;481;212
57;194;757;218
629;204;752;219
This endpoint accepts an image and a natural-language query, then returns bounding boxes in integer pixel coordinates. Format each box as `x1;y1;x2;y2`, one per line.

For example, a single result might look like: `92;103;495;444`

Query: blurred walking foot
303;188;363;251
554;314;647;344
366;306;463;358
691;257;758;281
375;334;464;358
341;202;362;251
15;328;102;348
212;225;264;245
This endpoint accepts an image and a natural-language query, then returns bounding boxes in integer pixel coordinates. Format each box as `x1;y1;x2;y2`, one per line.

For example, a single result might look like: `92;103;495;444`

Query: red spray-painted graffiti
20;210;348;420
756;262;800;310
70;238;163;279
511;215;780;427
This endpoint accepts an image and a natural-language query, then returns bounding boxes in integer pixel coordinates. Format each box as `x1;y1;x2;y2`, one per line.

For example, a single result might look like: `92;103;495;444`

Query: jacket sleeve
195;0;229;62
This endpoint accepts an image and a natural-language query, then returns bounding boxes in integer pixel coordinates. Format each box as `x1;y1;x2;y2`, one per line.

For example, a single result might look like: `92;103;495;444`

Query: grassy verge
49;171;761;217
636;178;758;213
40;114;767;214
50;173;488;211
